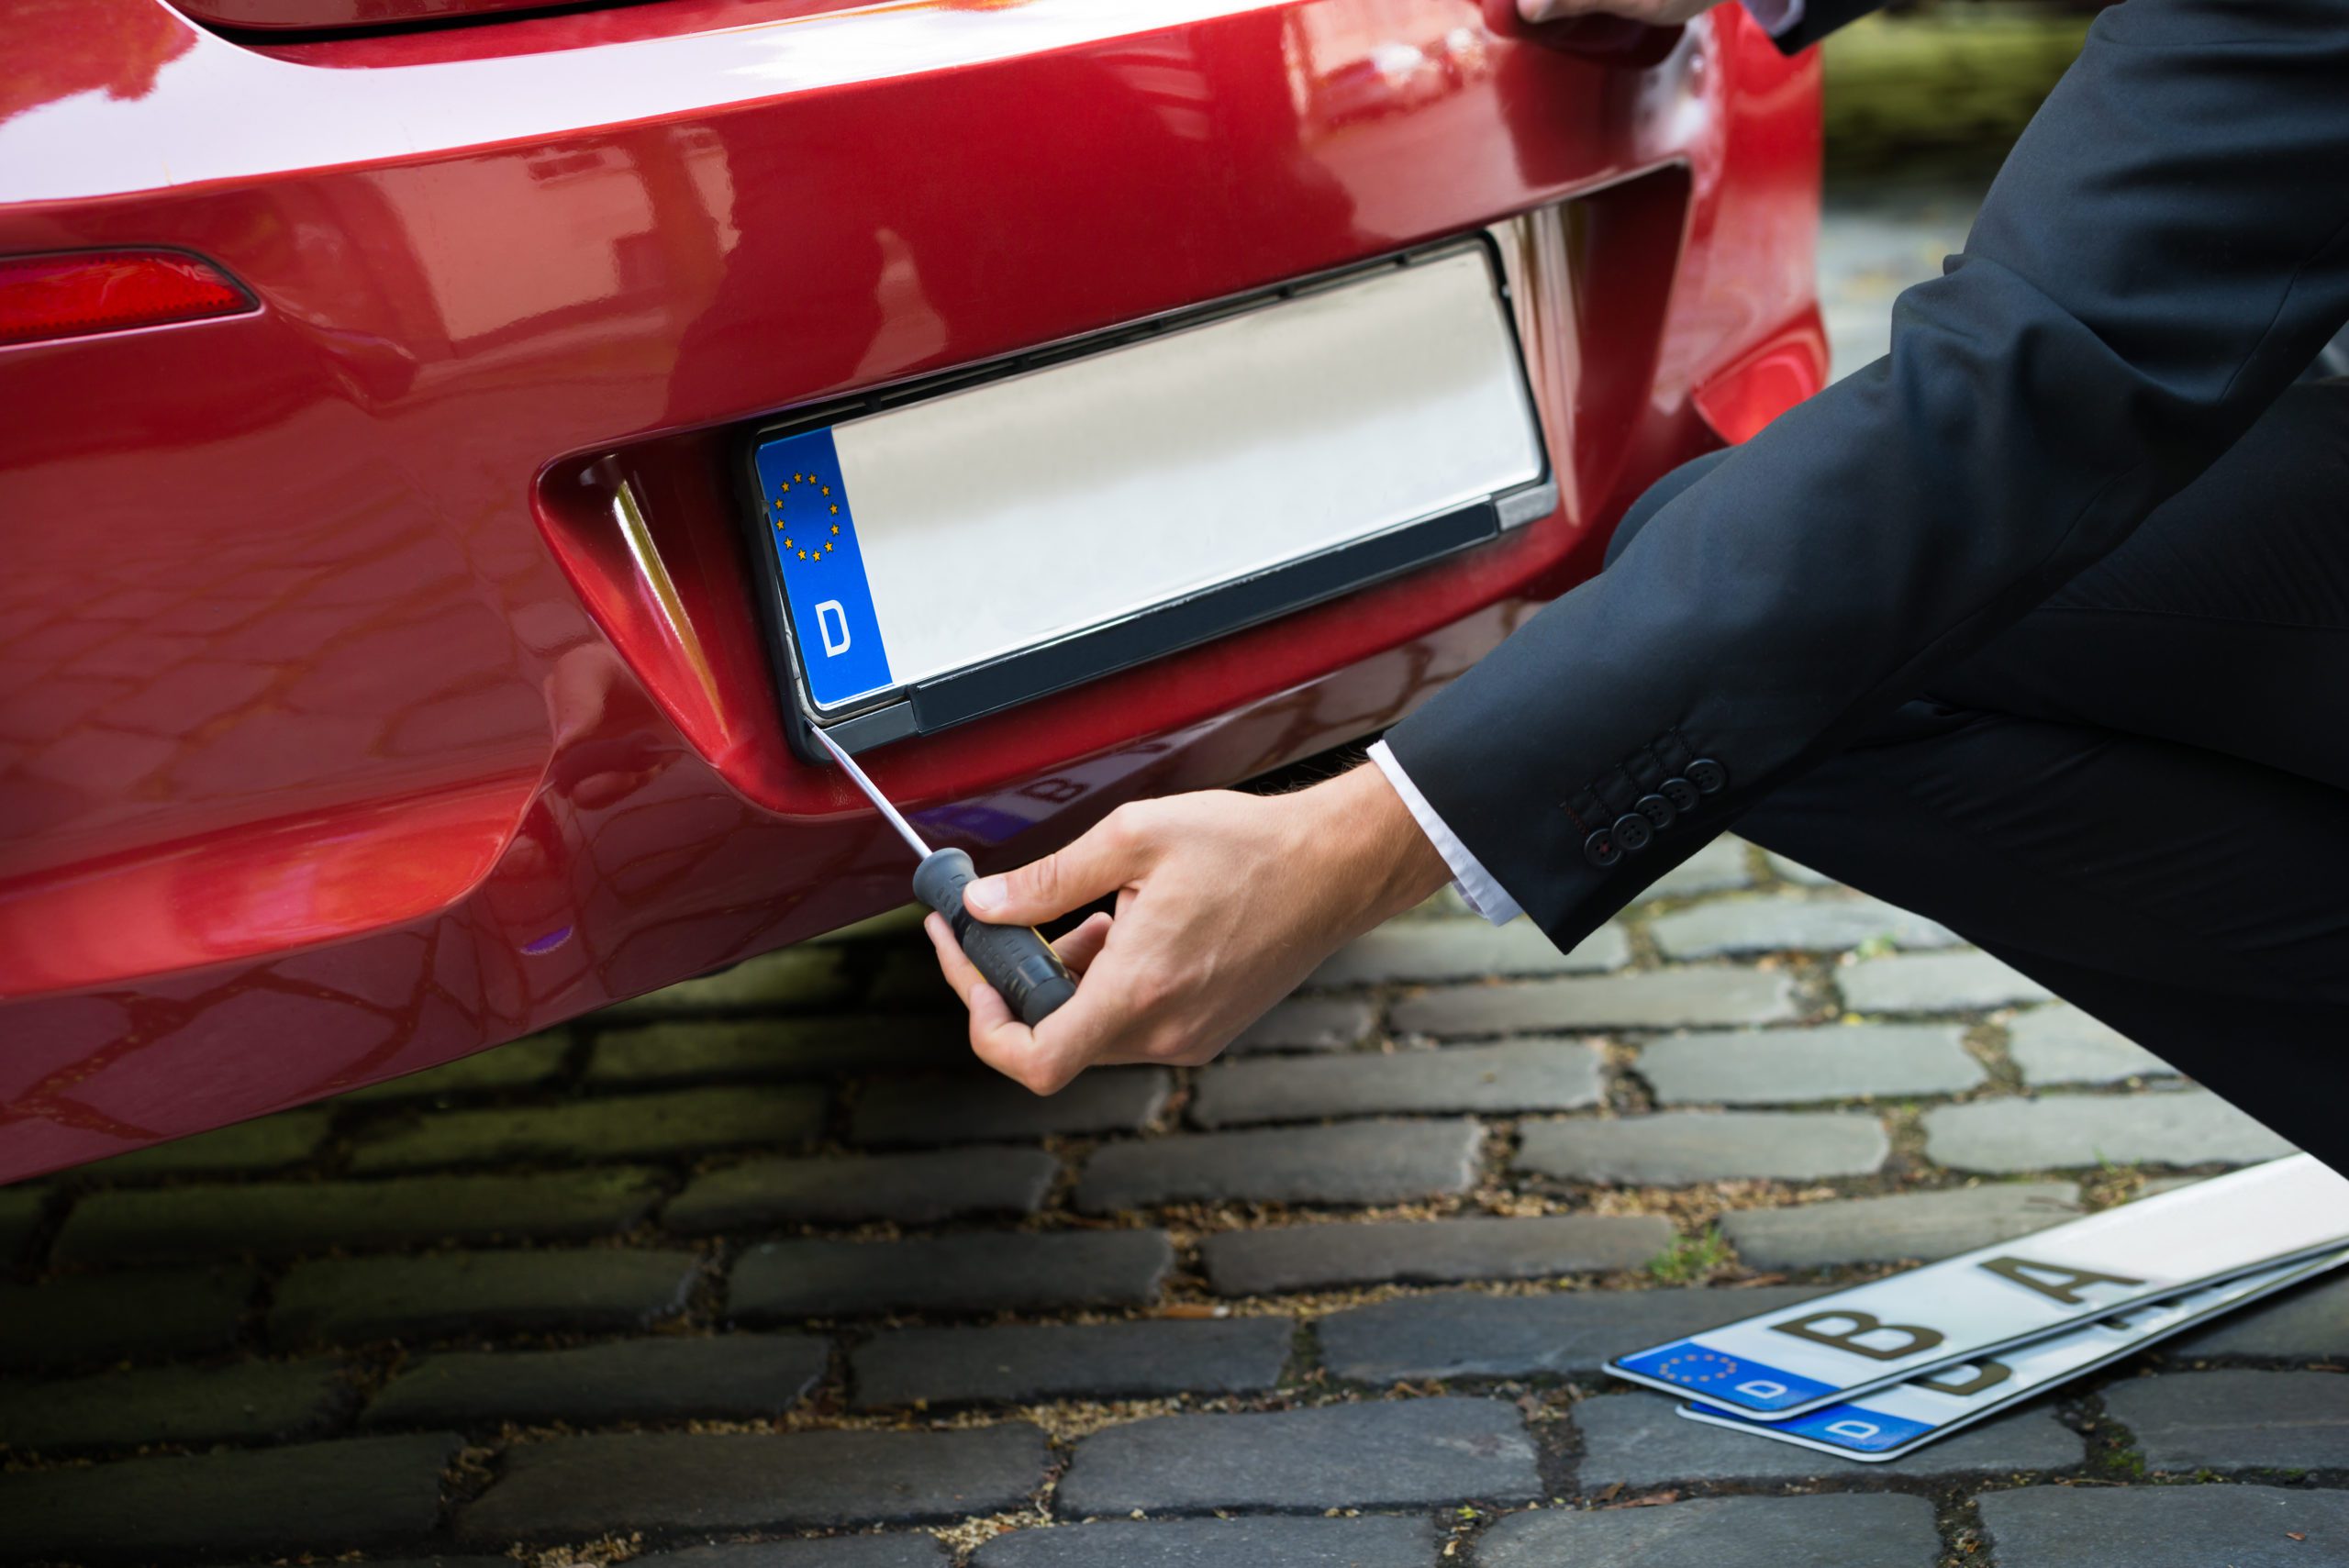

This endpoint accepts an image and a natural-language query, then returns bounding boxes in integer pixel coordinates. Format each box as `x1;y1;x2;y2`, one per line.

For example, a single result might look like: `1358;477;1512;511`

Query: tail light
0;250;256;349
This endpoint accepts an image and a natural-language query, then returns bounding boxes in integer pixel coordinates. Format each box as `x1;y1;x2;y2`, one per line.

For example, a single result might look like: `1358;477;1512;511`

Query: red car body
0;0;1822;1182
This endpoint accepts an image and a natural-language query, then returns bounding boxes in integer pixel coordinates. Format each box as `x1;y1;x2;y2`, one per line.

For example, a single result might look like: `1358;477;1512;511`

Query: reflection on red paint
1;0;193;123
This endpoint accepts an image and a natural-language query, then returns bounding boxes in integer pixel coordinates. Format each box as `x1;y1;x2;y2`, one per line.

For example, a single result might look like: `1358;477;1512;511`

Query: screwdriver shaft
809;722;932;859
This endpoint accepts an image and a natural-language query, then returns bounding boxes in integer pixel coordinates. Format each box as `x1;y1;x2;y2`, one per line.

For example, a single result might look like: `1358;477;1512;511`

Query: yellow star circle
1654;1350;1740;1384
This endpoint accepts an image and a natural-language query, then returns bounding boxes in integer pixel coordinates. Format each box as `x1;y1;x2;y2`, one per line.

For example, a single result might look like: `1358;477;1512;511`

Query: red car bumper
0;0;1820;1180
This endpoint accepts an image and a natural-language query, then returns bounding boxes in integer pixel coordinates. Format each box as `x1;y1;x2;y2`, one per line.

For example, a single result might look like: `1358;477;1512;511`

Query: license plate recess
741;238;1553;757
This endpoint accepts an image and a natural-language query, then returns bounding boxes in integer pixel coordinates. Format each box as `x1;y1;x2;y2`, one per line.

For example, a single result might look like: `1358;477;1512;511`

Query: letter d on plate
753;426;895;709
816;600;851;656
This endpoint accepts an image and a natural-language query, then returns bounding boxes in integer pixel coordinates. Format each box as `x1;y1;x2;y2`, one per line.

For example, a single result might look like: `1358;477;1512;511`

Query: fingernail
966;875;1006;913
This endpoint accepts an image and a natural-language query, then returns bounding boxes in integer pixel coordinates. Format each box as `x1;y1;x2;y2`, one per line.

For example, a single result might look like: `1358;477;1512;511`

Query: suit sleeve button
1687;758;1729;795
1612;812;1653;852
1584;828;1623;868
1634;793;1676;830
1660;776;1699;812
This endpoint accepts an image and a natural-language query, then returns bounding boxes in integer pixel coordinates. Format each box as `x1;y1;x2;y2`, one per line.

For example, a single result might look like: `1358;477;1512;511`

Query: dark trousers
1610;381;2349;1170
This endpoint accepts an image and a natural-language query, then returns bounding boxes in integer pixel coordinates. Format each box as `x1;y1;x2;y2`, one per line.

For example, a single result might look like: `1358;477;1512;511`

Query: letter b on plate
1772;1309;1944;1362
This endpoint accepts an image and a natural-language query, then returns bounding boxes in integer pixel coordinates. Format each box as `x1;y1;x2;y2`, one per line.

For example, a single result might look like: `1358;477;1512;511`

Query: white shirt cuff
1367;740;1524;927
1739;0;1804;36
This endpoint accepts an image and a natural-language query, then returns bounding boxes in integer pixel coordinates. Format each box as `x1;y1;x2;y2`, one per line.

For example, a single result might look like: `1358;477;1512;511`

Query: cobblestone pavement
10;190;2348;1567
6;834;2343;1567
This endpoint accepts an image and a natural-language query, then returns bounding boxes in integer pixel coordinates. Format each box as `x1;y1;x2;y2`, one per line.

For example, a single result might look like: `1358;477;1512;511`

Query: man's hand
926;763;1453;1095
1517;0;1718;25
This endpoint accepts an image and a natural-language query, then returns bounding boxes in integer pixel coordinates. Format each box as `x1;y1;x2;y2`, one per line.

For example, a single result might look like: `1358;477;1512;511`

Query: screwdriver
809;722;1077;1027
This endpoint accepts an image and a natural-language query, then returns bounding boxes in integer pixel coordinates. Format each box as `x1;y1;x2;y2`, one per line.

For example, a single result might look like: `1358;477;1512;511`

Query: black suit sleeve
1764;0;1883;54
1385;0;2349;952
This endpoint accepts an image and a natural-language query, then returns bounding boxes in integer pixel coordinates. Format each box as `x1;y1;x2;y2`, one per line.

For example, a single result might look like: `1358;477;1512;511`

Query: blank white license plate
1609;1155;2349;1419
1677;1245;2349;1462
746;241;1549;750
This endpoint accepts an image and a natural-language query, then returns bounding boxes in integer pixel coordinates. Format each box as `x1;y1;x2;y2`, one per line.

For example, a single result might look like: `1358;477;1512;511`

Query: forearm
1368;740;1523;924
1305;760;1457;932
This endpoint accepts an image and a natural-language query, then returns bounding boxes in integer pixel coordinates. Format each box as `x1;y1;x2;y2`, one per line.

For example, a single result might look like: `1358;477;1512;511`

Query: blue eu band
1616;1341;1838;1412
754;427;894;709
1705;1400;1937;1454
1769;1402;1935;1453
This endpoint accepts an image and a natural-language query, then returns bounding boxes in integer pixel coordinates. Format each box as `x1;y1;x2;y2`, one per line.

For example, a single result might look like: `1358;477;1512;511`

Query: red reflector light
0;250;255;348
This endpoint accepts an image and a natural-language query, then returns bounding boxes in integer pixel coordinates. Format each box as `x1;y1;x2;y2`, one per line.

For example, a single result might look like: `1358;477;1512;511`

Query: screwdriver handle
913;848;1076;1028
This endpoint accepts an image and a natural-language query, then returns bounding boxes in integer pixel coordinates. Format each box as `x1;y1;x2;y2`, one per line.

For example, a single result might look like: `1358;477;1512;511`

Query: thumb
965;806;1153;924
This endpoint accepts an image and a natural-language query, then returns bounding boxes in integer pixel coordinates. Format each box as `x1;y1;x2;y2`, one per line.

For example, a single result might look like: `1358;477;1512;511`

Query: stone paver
1922;1090;2295;1173
852;1318;1290;1409
1837;951;2054;1013
730;1231;1173;1319
588;1016;963;1084
0;1186;48;1264
362;1335;827;1428
2135;1174;2207;1201
1317;1285;1829;1384
2006;1005;2178;1086
1720;1182;2082;1269
636;1542;947;1568
459;1428;1049;1540
1057;1398;1541;1515
1652;894;1957;960
1573;1392;2082;1485
2172;1274;2349;1361
1310;919;1628;986
1644;836;1758;897
1395;971;1798;1038
1203;1214;1673;1295
1516;1110;1888;1184
1480;1494;1942;1568
1977;1483;2349;1568
52;1168;665;1263
974;1516;1434;1568
666;1148;1059;1231
80;1109;332;1179
271;1249;700;1345
1764;851;1839;887
1076;1120;1483;1212
1636;1023;1984;1106
602;944;854;1015
1228;996;1377;1053
348;1085;826;1173
851;1068;1171;1146
0;1358;346;1451
341;1030;573;1102
0;1263;254;1369
863;945;966;1011
0;1433;461;1562
1189;1040;1602;1128
2103;1370;2349;1471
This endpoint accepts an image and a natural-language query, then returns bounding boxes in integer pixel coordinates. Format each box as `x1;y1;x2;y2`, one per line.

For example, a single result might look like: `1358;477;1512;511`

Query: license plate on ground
743;239;1551;753
1676;1246;2349;1462
1608;1156;2349;1419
